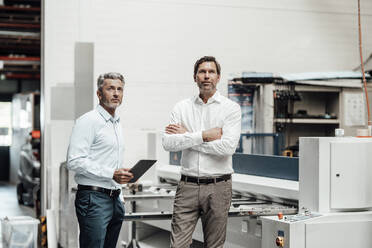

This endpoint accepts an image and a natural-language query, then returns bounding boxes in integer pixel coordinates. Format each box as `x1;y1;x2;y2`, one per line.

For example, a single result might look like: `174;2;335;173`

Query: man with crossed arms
163;56;241;248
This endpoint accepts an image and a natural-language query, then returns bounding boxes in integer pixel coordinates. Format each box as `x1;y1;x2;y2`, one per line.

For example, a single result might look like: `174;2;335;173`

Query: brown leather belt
181;174;231;184
77;184;121;198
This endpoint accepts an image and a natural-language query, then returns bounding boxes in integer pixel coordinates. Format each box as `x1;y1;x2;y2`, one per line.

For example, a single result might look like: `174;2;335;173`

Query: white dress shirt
162;91;241;177
67;105;124;189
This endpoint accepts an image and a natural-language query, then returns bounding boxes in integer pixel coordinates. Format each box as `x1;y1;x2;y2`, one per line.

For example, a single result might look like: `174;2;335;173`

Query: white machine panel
330;140;372;209
300;137;372;213
306;220;372;248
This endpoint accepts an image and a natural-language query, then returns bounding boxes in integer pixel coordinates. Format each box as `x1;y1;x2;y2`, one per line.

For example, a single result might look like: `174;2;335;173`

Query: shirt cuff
191;131;203;145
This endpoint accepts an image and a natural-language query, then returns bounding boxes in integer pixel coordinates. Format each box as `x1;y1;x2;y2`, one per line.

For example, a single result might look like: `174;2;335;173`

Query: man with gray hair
67;72;133;248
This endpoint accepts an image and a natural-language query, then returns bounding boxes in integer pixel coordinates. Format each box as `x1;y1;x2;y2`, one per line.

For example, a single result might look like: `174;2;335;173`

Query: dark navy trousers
75;190;125;248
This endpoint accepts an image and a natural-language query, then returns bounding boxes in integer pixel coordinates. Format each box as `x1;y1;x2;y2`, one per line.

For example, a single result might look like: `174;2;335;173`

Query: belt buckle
109;189;113;197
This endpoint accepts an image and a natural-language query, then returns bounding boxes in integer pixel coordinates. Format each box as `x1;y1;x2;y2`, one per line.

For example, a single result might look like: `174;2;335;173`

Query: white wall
43;0;372;220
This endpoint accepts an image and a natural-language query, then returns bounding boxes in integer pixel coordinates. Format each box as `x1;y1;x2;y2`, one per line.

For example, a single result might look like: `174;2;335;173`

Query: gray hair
97;72;125;91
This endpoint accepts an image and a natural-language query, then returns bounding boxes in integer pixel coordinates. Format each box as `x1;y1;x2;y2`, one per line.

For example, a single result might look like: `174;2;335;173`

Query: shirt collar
194;91;222;105
97;105;120;123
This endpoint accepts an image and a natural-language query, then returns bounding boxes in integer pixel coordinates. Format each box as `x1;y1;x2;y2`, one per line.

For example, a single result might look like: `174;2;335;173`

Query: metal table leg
126;190;140;248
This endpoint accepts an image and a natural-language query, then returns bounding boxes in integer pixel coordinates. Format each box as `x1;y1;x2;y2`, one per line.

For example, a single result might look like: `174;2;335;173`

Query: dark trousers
75;190;125;248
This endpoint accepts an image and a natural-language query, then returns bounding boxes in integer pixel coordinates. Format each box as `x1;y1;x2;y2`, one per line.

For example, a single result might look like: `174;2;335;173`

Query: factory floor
0;181;35;218
0;181;36;248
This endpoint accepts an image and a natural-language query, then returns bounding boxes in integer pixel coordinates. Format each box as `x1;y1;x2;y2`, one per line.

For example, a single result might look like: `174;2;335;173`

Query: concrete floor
0;181;35;218
0;181;36;248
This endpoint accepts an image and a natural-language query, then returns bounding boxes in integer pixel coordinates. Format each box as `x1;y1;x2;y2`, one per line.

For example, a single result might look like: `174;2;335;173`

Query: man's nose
205;72;210;78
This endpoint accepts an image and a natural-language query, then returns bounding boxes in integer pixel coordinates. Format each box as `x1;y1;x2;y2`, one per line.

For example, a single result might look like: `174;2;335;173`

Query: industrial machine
124;137;372;248
260;137;372;248
11;92;41;213
16;130;40;206
228;72;372;156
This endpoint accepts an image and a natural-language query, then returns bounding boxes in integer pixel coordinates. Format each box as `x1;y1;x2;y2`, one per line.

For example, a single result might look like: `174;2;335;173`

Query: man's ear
97;89;102;100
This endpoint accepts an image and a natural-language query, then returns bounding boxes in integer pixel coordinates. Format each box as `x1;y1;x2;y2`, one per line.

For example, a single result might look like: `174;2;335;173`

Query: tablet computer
128;160;157;183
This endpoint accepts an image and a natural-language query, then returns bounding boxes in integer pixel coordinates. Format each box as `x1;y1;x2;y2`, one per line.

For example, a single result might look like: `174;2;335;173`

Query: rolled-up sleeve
162;105;203;152
66;117;115;179
191;104;241;156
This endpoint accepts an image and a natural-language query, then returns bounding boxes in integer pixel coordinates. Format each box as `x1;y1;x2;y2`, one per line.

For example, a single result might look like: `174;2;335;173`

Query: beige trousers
170;179;232;248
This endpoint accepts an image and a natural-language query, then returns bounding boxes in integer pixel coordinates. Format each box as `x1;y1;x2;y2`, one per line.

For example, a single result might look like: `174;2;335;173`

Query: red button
278;212;283;220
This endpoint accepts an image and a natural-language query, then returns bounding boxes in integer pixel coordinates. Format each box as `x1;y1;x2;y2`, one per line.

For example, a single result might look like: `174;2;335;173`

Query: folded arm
162;103;241;155
162;109;203;152
191;105;241;156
